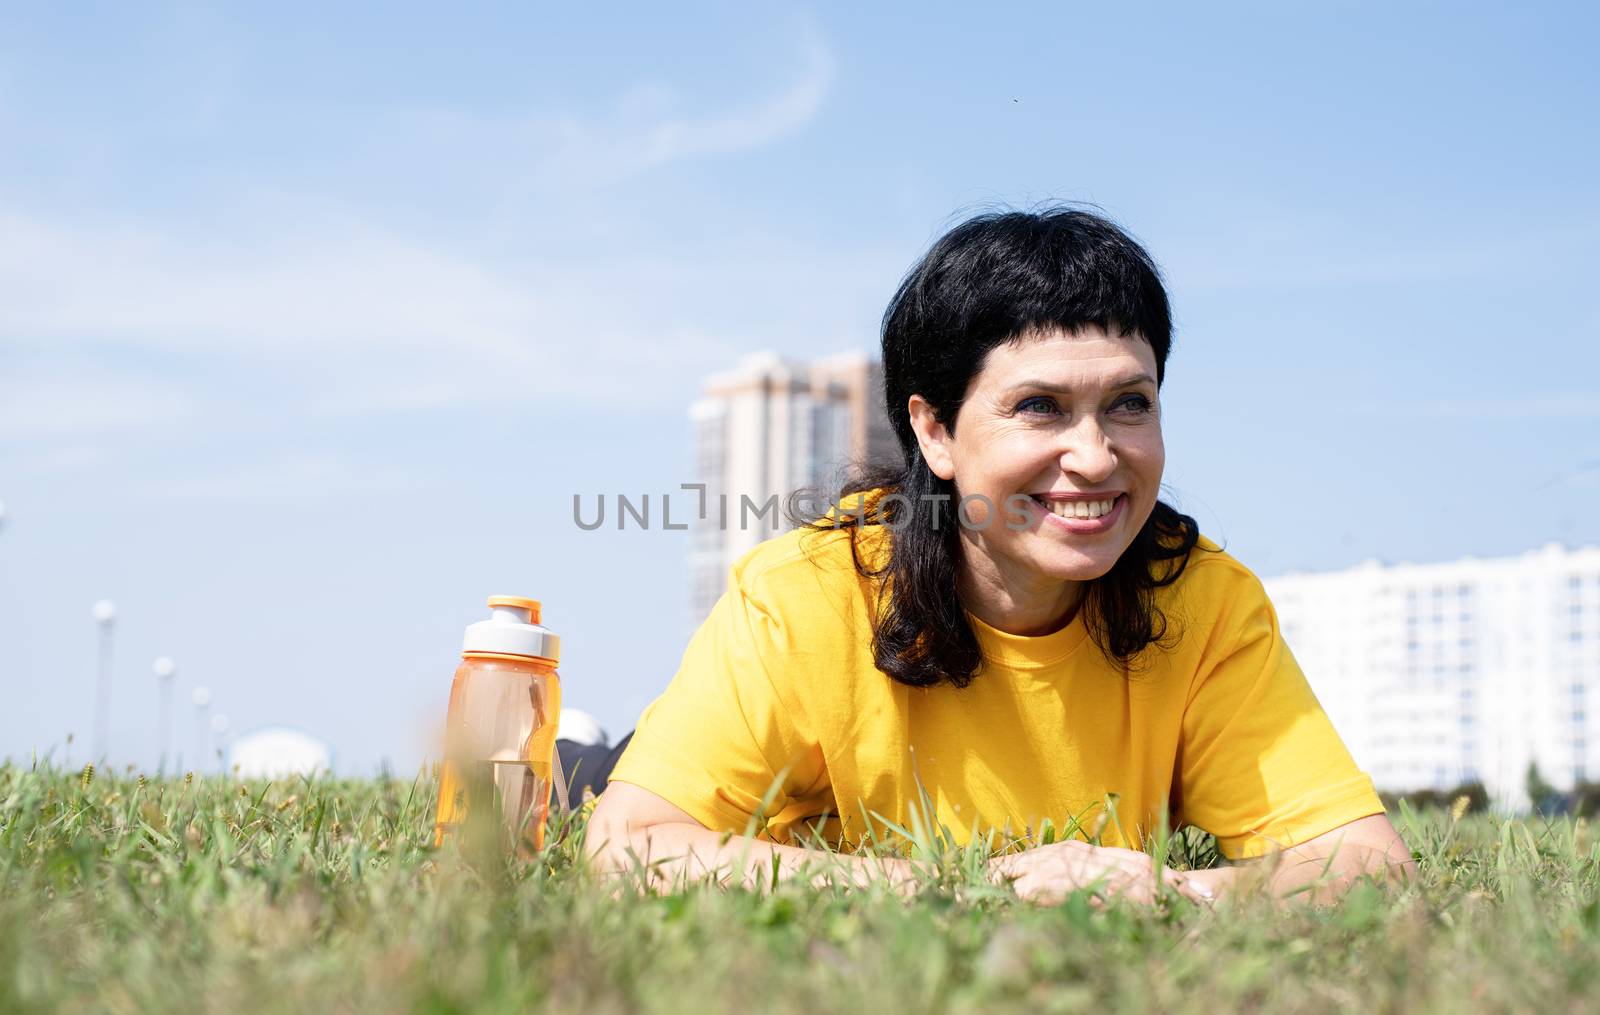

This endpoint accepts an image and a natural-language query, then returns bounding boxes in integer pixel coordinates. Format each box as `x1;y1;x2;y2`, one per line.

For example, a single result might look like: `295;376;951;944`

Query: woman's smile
1028;492;1128;533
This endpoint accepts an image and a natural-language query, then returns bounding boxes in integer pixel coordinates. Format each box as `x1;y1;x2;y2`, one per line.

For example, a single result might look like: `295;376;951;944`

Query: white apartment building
1265;543;1600;810
688;352;897;627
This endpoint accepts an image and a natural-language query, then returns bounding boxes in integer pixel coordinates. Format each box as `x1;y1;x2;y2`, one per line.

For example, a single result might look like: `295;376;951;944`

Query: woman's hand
988;839;1214;907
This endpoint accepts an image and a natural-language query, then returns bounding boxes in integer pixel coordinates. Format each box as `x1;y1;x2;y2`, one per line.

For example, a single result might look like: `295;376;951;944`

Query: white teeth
1038;497;1116;520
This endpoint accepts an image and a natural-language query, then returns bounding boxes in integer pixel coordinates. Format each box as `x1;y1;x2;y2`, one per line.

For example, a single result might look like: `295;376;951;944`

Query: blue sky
2;2;1597;773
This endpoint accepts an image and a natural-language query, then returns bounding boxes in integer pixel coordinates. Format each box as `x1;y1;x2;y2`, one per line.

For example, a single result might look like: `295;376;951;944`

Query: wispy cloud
383;28;834;189
27;446;108;471
0;200;885;434
587;32;833;176
0;31;846;441
143;455;421;503
0;208;546;361
0;357;197;438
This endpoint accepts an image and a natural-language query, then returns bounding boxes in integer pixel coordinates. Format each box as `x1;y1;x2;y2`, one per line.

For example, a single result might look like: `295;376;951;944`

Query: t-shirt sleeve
606;574;813;837
1175;570;1386;860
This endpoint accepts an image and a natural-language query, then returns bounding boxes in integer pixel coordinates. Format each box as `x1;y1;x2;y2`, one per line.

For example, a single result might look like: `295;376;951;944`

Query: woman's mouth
1029;493;1126;533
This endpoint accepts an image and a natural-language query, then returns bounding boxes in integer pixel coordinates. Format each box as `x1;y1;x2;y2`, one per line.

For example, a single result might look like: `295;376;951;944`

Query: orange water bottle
433;595;566;855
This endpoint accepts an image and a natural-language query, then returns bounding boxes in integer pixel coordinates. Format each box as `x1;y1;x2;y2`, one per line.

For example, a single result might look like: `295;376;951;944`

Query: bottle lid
463;595;560;662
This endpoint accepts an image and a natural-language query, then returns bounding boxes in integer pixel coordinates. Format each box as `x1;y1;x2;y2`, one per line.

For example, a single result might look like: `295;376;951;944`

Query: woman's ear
908;394;956;481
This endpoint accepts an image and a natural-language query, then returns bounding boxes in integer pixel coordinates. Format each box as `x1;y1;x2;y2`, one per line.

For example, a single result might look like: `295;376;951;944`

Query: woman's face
908;326;1165;613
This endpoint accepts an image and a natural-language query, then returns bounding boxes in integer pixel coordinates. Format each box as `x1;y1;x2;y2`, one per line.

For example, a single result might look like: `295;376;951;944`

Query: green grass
3;761;1599;1013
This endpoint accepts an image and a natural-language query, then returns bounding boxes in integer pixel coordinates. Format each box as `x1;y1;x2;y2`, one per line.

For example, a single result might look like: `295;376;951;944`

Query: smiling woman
586;207;1414;906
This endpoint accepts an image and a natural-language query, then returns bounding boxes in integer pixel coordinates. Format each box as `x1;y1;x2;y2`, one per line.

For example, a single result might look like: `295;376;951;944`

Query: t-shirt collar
964;605;1090;670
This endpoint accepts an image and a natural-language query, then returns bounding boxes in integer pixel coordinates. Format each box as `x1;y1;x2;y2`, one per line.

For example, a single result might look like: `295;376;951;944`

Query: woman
586;208;1414;905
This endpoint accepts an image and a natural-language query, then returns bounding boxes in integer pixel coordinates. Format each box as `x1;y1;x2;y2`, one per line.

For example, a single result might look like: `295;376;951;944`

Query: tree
1525;761;1559;814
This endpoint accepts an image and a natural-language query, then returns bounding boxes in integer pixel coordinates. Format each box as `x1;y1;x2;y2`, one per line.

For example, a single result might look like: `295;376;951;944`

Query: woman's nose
1057;418;1117;482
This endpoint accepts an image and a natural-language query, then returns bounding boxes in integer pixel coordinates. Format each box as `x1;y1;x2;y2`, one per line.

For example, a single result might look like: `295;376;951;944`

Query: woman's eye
1114;394;1153;413
1016;396;1059;415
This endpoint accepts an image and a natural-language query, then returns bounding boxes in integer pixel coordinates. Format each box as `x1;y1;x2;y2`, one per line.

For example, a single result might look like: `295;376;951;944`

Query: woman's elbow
1368;823;1419;884
581;782;709;876
582;791;638;874
1322;835;1417;897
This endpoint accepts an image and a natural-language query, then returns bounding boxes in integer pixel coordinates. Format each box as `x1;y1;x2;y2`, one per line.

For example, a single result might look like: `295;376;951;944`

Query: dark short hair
805;206;1202;688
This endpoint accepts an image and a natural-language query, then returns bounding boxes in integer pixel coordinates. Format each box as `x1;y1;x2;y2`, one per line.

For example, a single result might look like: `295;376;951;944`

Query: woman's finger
1160;868;1216;906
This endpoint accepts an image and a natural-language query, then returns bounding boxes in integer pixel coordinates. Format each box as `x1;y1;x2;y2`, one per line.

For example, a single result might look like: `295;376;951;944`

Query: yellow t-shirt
609;519;1383;860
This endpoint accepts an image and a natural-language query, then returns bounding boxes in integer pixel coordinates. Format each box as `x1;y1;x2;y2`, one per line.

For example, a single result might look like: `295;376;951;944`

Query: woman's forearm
1187;840;1415;905
584;816;918;893
1261;842;1414;904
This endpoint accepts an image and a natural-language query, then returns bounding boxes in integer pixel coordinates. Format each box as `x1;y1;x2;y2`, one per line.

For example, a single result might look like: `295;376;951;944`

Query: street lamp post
153;657;176;774
91;600;117;764
210;713;230;773
191;686;212;775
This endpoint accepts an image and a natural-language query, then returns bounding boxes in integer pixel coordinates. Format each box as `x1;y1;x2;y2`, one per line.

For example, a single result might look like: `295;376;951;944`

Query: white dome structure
227;727;332;779
558;708;608;747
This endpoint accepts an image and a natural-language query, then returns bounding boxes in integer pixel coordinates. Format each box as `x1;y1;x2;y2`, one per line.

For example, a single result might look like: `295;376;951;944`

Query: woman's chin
1031;552;1121;584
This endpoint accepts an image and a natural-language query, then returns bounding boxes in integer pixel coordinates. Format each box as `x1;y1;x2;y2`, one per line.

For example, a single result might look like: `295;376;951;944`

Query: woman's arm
1183;813;1416;904
590;783;1219;906
584;782;919;892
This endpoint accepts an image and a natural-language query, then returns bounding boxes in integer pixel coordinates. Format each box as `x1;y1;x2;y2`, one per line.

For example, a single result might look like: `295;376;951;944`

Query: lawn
2;762;1598;1013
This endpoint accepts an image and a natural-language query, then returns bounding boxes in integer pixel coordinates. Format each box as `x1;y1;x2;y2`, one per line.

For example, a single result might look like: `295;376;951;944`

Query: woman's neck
957;550;1085;637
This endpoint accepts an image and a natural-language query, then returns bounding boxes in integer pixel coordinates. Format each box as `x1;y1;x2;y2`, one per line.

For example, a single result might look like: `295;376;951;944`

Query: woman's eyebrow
1003;373;1156;394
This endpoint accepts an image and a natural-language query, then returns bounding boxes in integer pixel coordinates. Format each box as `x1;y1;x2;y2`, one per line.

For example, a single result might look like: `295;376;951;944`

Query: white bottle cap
463;595;561;662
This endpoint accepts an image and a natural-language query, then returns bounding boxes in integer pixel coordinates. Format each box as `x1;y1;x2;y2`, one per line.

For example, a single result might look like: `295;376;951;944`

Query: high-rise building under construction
687;352;897;628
